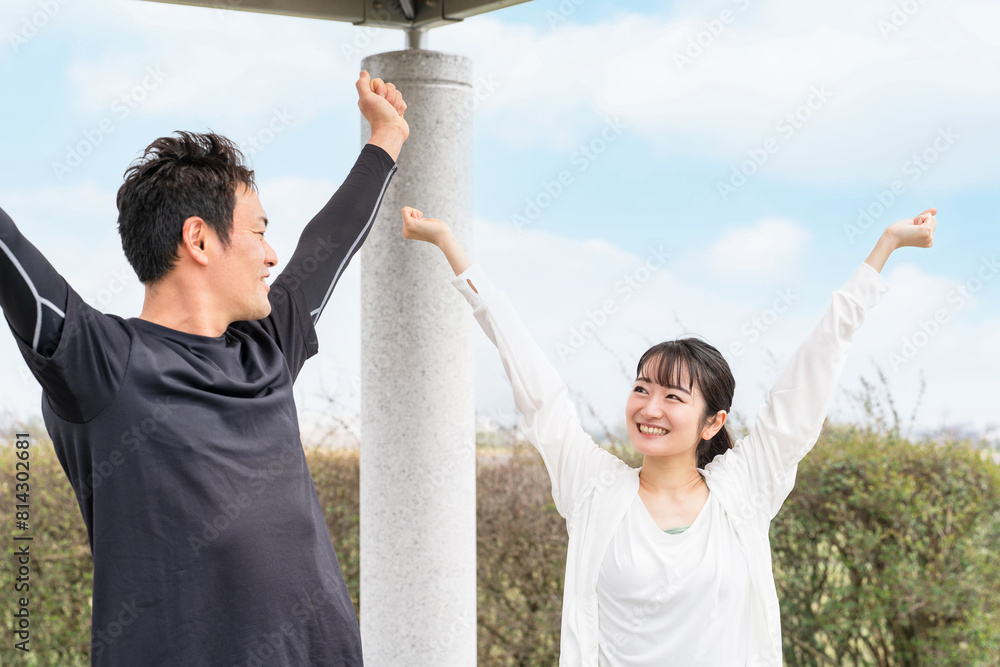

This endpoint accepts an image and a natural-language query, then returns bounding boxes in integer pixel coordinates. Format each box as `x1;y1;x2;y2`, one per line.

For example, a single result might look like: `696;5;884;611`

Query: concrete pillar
359;51;476;665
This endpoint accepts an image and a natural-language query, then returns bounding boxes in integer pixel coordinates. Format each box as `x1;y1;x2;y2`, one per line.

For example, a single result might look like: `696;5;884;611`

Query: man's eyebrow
635;376;691;394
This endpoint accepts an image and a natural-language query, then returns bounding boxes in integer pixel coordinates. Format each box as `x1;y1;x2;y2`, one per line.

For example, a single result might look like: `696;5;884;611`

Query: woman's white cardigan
452;262;889;667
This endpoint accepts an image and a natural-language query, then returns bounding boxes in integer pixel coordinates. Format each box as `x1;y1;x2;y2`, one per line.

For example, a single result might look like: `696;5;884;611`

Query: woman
400;205;936;666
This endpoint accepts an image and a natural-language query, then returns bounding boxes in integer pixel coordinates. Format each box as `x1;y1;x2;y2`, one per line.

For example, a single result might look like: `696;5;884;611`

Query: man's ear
181;216;210;267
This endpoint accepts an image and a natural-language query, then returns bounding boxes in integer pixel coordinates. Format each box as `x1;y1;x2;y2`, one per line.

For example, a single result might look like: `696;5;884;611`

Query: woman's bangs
639;346;696;393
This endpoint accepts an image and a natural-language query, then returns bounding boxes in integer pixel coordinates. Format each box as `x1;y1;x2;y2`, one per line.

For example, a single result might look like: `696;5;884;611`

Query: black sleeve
15;288;131;423
253;274;320;381
0;205;69;358
277;143;397;326
2;205;129;422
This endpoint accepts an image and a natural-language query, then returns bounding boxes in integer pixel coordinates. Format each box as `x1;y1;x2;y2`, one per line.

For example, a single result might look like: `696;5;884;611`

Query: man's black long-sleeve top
0;144;397;666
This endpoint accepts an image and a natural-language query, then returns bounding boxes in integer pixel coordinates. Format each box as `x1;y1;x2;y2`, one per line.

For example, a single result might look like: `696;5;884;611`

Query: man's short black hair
117;131;256;284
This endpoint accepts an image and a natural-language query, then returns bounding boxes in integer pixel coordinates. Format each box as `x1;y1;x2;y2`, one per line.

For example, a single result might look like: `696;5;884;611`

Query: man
0;71;407;665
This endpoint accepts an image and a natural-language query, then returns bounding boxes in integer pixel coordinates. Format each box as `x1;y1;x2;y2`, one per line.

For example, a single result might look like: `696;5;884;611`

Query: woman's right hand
401;206;473;276
401;206;451;246
864;208;937;273
886;208;936;249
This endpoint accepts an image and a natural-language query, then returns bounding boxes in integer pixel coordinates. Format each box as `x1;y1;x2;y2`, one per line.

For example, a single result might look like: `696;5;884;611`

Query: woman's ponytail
697;427;733;469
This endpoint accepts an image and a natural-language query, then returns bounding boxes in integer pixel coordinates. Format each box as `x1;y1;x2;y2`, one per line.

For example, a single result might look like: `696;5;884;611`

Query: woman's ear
702;410;728;440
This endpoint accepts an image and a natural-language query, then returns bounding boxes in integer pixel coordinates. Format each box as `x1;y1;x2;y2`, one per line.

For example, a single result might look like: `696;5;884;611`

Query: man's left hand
357;70;409;152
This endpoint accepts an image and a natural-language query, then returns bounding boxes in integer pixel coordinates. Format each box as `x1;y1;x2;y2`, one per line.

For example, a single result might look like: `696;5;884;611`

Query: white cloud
16;0;999;188
698;218;809;281
0;182;119;258
51;0;393;131
433;0;1000;188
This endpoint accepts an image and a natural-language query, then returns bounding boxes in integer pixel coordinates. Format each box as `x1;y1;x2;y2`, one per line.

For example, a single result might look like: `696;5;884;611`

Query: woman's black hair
635;337;735;468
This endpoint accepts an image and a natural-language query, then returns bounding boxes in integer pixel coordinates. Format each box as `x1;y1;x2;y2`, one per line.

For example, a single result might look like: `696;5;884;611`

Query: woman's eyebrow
635;377;691;395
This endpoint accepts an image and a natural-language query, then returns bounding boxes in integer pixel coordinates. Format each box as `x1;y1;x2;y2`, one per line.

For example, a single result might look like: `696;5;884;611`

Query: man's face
213;185;277;322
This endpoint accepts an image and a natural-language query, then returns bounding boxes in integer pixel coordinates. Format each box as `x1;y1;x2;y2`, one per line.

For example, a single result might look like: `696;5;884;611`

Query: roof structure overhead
139;0;531;30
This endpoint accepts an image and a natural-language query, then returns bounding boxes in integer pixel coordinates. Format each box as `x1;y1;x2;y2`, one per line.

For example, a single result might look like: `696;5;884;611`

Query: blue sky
1;0;997;441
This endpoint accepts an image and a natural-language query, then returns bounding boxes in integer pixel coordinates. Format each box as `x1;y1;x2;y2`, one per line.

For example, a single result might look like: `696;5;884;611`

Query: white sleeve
452;264;629;520
704;262;890;521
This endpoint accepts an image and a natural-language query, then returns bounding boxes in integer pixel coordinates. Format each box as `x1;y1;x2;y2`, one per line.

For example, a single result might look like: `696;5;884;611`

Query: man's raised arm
278;71;409;325
0;205;69;357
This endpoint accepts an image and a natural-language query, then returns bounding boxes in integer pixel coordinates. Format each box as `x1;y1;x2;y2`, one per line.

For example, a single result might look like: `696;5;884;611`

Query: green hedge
2;423;998;666
773;425;1000;666
1;423;92;667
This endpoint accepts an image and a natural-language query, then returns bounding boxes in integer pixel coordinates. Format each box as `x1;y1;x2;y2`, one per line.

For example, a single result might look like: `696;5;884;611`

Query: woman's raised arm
400;206;630;519
705;209;937;523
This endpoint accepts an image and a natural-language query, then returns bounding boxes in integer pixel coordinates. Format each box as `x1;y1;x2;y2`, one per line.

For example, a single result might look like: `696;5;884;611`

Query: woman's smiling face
625;361;709;460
